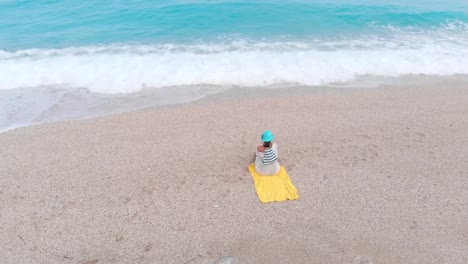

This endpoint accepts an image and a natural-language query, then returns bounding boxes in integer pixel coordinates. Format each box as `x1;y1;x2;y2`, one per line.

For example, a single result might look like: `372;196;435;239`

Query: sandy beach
1;81;467;264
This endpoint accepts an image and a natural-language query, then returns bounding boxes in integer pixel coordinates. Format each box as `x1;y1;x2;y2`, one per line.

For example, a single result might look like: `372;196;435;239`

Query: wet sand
1;82;467;264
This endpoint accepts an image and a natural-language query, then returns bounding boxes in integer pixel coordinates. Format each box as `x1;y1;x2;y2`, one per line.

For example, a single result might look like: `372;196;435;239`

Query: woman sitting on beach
255;130;280;176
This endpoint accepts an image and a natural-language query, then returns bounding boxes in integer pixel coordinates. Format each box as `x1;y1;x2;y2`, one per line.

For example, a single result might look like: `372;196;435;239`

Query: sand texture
1;84;467;264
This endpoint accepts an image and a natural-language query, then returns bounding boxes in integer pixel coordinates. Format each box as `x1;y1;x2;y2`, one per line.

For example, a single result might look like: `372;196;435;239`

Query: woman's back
255;143;280;176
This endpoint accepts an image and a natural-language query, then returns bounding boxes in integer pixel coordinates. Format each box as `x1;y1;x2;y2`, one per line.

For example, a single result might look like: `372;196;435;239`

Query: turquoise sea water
1;0;468;131
1;0;468;50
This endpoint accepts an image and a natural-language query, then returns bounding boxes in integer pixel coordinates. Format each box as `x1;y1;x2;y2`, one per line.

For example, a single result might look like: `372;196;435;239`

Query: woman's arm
256;146;265;160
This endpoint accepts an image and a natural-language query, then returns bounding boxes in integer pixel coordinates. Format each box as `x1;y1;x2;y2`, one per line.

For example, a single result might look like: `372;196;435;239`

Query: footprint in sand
342;155;359;167
283;147;311;171
217;189;231;199
218;165;244;184
305;161;319;169
240;139;247;145
358;134;372;140
402;128;427;145
340;142;380;167
144;243;152;252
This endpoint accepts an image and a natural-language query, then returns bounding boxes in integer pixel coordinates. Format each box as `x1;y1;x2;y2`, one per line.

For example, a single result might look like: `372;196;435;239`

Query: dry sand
1;81;467;264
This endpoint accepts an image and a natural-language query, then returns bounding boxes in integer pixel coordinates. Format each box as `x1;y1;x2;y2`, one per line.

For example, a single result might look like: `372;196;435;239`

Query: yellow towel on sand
248;163;299;203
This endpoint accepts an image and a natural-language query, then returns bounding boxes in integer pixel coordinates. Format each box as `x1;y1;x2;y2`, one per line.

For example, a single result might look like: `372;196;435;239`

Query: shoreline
1;82;467;263
3;74;468;135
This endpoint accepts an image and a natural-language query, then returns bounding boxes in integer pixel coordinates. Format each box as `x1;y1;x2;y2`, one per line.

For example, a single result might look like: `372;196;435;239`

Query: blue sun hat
261;130;275;142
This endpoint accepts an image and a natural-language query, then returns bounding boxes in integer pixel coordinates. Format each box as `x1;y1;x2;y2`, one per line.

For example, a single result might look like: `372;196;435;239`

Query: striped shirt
263;147;278;165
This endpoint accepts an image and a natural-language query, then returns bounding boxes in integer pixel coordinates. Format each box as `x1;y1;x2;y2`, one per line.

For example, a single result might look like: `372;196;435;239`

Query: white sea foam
0;46;466;93
1;30;468;94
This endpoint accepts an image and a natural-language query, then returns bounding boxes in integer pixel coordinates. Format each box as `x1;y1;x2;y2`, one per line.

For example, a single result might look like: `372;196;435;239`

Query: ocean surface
1;0;468;131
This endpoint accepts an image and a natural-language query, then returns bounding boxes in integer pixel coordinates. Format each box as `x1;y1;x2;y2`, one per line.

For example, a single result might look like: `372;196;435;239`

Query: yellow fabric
248;163;299;203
